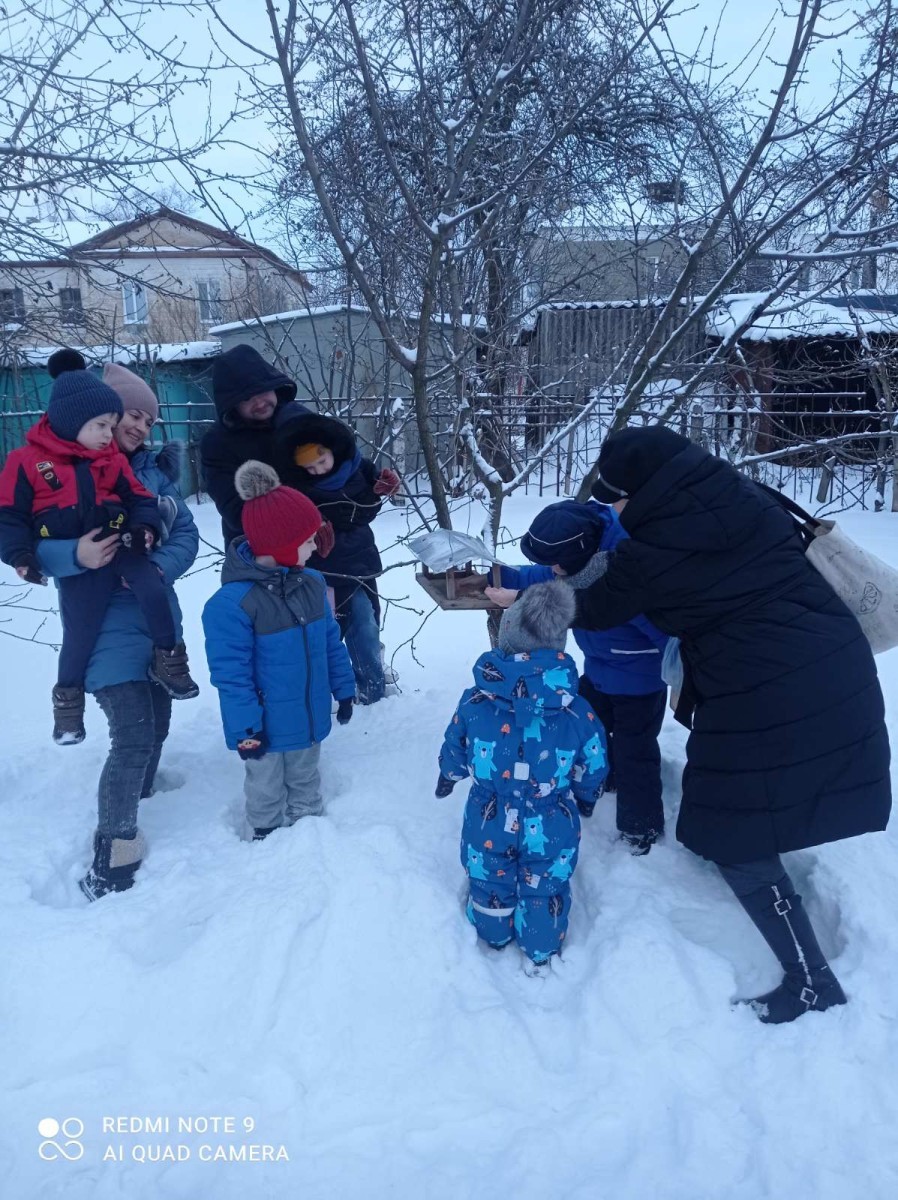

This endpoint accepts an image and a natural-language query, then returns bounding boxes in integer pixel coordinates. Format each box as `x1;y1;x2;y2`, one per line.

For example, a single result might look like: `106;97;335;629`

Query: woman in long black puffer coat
575;425;891;1024
277;412;401;705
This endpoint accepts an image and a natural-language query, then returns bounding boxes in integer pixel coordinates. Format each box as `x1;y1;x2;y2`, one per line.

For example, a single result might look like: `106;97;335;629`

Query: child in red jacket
0;360;199;744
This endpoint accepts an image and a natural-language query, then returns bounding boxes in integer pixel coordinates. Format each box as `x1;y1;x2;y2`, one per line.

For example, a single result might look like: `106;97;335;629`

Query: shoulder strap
755;481;819;549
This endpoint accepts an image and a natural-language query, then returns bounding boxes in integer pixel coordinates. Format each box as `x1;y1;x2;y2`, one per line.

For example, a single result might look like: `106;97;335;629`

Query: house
0;208;311;349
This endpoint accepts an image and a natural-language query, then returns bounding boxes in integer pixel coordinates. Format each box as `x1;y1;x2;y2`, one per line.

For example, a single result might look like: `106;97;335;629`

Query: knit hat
521;500;609;575
46;364;123;443
103;363;159;421
498;580;576;655
591;426;691;504
235;461;322;567
294;442;326;467
47;348;87;378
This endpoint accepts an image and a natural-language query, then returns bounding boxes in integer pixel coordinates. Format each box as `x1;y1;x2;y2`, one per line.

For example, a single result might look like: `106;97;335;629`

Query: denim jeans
94;681;172;838
340;583;385;704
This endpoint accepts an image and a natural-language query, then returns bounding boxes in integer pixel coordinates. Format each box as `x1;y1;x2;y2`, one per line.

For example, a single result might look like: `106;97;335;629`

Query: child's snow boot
620;830;659;856
733;876;847;1024
252;826;277;841
522;951;557;978
79;831;146;901
149;643;200;699
52;684;86;745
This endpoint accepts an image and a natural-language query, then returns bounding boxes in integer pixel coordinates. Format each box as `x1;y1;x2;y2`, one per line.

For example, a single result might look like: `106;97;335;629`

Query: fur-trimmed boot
149;643;200;700
79;831;146;901
734;876;847;1024
52;684;86;745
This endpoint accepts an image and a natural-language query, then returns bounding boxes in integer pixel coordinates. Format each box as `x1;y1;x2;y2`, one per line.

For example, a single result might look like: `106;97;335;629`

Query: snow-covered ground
2;493;898;1200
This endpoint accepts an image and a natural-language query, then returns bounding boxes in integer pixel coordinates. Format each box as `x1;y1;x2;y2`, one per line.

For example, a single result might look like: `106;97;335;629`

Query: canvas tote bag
760;484;898;655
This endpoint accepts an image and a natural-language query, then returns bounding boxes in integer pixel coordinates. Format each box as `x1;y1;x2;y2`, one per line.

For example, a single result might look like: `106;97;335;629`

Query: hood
472;648;580;730
276;411;358;476
621;442;767;552
25;414;117;464
212;344;297;421
220;536;305;585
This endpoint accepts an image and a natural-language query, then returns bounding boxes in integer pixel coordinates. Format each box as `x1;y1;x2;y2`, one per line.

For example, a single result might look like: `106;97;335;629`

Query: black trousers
579;676;666;837
57;549;175;688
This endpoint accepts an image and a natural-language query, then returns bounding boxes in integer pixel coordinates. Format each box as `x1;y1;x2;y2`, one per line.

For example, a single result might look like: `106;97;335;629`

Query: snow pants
578;677;666;838
460;786;581;962
244;744;322;829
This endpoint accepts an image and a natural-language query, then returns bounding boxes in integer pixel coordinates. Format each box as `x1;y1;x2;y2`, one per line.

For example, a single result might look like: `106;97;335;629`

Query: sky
7;0;873;261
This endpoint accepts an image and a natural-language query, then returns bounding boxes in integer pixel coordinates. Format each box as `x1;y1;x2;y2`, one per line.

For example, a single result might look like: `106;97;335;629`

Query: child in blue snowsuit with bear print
437;581;608;967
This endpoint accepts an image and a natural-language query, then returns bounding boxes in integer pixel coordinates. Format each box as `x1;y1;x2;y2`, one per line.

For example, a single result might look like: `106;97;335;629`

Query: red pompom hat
234;460;322;567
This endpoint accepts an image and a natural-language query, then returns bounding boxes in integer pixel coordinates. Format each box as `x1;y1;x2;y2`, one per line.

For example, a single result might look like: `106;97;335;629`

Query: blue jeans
340;584;385;704
94;682;172;838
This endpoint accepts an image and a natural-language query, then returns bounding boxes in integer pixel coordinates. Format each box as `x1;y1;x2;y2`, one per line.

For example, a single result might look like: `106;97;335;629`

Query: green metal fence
0;362;217;497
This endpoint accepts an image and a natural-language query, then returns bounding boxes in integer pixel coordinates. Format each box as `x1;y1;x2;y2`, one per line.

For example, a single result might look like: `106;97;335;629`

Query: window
0;287;25;323
59;287;84;325
197;279;225;323
122;280;148;325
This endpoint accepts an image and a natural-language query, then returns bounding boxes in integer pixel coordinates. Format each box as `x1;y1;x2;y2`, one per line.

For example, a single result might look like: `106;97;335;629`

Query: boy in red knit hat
202;461;357;839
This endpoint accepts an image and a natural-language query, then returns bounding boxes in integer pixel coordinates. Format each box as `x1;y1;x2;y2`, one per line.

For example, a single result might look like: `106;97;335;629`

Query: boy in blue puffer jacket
203;462;356;840
488;500;669;855
437;581;608;971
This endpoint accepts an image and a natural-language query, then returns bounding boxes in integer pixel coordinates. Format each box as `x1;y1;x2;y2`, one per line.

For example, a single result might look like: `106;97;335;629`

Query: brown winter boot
52;685;86;745
149;643;199;699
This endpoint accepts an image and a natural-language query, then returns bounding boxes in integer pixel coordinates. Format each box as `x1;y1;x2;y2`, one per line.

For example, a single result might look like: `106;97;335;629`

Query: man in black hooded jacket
575;425;891;1024
200;344;311;546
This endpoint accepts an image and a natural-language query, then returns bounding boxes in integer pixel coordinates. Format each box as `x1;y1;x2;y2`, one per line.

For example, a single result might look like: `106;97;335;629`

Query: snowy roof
707;292;898;342
5;341;220;368
209;306;486;335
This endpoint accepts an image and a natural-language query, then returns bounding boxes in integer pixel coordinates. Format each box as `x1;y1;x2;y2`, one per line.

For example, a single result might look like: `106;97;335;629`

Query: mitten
315;520;336;558
237;730;267;760
435;774;456;798
127;524;156;554
13;553;47;586
373;468;401;497
576;798;596;819
336;698;353;725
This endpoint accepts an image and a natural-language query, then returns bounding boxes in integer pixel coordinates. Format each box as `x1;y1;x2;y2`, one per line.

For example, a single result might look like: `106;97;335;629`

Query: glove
13;553;47;586
127;524;156;555
237;730;267;760
373;468;401;497
435;774;456;797
314;520;336;558
336;698;353;725
577;799;596;819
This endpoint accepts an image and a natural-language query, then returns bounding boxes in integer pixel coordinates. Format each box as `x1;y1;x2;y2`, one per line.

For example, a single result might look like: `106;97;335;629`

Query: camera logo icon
38;1117;84;1161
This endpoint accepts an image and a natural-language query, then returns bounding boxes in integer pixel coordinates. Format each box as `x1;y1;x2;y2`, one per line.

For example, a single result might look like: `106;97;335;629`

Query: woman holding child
34;351;199;900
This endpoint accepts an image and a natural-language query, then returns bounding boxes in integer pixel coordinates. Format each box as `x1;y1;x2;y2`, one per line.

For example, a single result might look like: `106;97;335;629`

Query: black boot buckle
773;897;792;916
799;986;817;1008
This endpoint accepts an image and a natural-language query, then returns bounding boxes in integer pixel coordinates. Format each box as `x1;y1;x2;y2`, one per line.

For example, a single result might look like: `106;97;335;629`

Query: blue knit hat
521;500;610;575
47;368;123;443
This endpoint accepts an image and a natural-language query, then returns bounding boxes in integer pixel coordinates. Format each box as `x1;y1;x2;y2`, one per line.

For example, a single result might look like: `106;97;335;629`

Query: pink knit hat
102;363;159;421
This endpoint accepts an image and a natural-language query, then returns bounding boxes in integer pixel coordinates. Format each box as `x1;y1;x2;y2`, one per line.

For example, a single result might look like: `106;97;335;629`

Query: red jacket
0;416;161;566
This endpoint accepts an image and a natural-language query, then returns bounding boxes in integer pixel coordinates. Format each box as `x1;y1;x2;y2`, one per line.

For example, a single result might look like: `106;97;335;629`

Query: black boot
734;876;847;1024
149;643;200;699
79;831;146;901
52;684;85;745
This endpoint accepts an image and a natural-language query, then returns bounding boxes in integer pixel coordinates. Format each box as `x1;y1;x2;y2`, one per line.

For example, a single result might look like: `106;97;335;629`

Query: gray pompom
235;460;281;501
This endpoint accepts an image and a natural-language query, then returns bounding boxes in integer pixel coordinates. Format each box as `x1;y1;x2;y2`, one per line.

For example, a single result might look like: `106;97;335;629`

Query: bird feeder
410;530;502;610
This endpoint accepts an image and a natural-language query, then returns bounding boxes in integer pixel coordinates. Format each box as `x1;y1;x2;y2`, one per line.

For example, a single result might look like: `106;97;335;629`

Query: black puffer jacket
277;412;383;614
200;344;308;544
575;429;891;864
